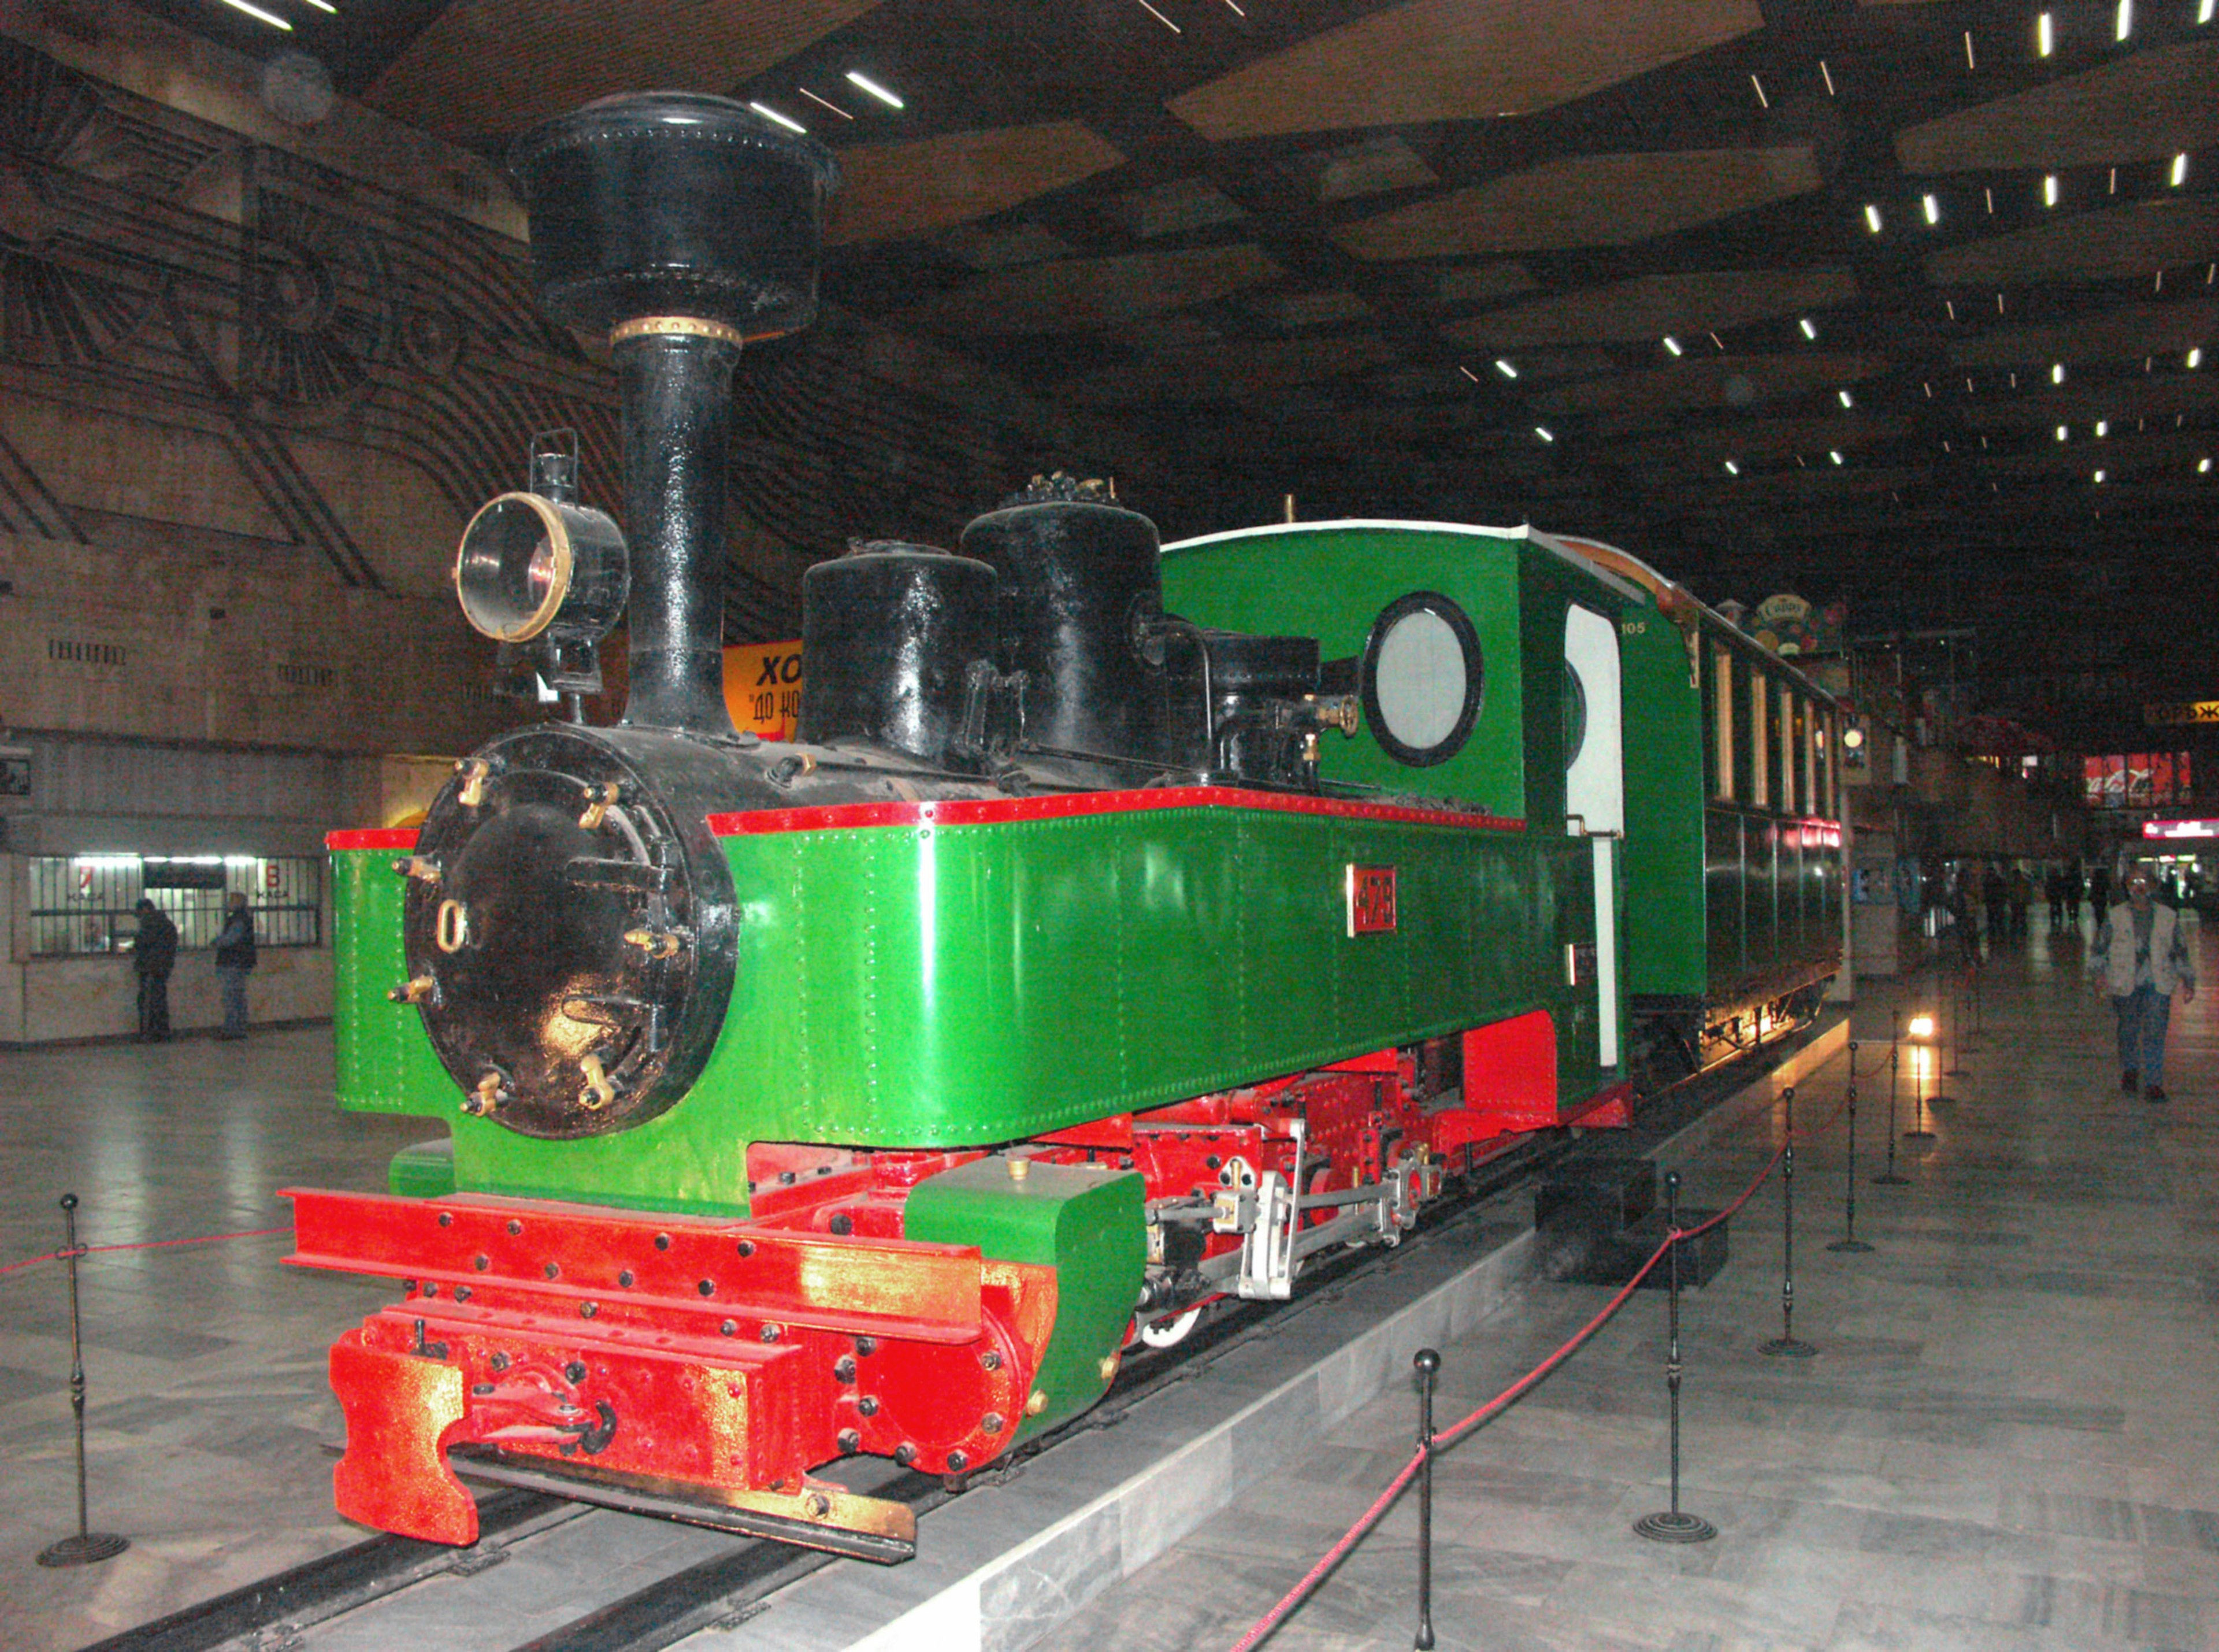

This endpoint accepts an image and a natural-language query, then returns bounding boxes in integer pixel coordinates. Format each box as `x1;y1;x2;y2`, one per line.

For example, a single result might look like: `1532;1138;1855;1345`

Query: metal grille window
27;855;323;956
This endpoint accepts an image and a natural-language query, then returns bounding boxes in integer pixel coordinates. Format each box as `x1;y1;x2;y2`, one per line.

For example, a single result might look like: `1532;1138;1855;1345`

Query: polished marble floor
0;911;2209;1652
1032;914;2219;1652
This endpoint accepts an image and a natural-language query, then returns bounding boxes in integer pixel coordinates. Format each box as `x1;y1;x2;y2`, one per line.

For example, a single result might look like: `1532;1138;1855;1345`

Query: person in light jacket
2090;867;2195;1102
213;891;257;1040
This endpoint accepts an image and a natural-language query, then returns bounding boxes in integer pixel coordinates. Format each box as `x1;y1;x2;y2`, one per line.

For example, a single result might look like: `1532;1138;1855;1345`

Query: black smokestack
507;94;837;734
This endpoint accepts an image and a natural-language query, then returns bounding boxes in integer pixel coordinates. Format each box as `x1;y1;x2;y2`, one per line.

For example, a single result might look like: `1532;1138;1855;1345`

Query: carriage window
1782;688;1801;815
1748;667;1769;807
1712;644;1735;801
1562;662;1588;770
1360;592;1483;767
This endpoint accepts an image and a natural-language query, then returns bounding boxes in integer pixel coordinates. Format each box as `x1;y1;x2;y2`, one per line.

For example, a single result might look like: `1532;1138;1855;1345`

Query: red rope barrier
1225;1068;1850;1650
0;1225;289;1278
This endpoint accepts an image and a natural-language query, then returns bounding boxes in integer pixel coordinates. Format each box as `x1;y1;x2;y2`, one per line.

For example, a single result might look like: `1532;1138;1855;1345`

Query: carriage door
1564;607;1625;1070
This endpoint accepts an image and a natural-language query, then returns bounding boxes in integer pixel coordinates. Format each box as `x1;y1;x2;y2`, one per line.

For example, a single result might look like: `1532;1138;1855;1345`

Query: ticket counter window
28;855;322;956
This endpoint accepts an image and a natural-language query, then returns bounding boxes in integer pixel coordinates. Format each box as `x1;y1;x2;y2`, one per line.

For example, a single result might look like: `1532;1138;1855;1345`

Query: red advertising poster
2151;752;2176;805
2102;755;2126;807
2084;756;2106;805
2180;751;2193;803
2127;755;2154;807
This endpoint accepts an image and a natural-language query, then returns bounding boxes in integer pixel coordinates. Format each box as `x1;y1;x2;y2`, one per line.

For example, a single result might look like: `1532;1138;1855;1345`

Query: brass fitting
388;975;436;1005
621;927;683;960
454;758;493;808
578;781;621;831
578;1053;615;1111
392;856;441;885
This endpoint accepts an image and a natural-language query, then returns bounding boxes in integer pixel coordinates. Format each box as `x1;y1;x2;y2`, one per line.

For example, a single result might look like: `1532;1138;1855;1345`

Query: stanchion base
1826;1238;1876;1254
37;1531;129;1568
1634;1510;1717;1544
1943;1067;1971;1079
1902;1129;1937;1142
1760;1336;1818;1358
1872;1172;1910;1186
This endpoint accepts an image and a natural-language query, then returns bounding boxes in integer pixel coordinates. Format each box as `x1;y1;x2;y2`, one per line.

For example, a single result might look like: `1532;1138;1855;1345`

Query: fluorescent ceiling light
2116;0;2132;40
2043;173;2058;207
1494;358;1517;378
1535;426;1555;443
2038;11;2054;54
2056;425;2069;441
2171;153;2189;187
1662;335;1683;356
1820;59;1835;95
1750;73;1769;108
1724;459;1739;475
2051;362;2065;384
215;0;291;27
1864;203;1883;233
1964;30;1976;68
749;101;807;133
2094;469;2106;482
2189;347;2204;369
2096;420;2108;436
844;70;905;109
1799;317;1817;339
1922;193;1939;225
1838;389;1854;407
1828;450;1843;465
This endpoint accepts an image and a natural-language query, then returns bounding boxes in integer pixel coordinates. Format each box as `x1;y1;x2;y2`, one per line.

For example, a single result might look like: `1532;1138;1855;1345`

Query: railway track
88;1016;1834;1652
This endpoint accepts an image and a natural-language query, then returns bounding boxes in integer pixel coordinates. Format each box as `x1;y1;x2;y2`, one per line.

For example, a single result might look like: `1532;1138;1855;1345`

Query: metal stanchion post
36;1194;130;1568
1875;1020;1908;1186
1635;1172;1717;1543
1760;1087;1818;1358
1413;1349;1438;1651
1829;1049;1875;1254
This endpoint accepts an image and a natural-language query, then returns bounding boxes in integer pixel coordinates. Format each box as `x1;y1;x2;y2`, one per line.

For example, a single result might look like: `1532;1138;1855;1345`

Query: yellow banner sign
725;641;803;740
2144;701;2219;727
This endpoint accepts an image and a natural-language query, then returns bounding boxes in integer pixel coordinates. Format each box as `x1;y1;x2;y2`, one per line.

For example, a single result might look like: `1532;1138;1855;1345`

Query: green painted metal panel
388;1138;457;1199
332;848;452;1117
1617;615;1707;998
1161;525;1527;816
902;1157;1145;1439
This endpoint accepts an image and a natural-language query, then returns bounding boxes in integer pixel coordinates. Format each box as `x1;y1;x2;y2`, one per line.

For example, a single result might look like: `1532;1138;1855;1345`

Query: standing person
2088;862;2111;925
2064;862;2085;934
2007;864;2032;943
1981;862;2009;951
2090;867;2196;1102
213;890;257;1040
131;897;178;1042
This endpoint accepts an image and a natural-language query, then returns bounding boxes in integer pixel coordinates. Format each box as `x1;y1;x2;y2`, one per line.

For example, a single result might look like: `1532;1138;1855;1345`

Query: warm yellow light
1908;1014;1936;1040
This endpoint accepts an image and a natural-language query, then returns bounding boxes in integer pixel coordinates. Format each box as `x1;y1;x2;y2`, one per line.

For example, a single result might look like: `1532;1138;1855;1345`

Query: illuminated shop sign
2142;819;2219;840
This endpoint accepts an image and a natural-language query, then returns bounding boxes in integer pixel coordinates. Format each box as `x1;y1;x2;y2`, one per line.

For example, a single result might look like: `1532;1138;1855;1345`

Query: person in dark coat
132;898;178;1042
213;891;257;1040
1981;862;2009;951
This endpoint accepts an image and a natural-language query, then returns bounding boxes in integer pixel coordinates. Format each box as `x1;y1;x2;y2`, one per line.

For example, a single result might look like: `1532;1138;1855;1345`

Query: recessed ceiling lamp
1799;317;1817;340
845;71;906;108
2116;0;2132;42
2037;11;2054;55
1838;389;1854;407
1662;336;1684;356
1828;449;1843;465
1495;358;1518;378
2171;153;2190;187
216;0;290;27
1535;426;1554;443
1923;193;1940;224
1724;459;1741;475
1864;203;1883;233
749;102;807;133
2043;173;2059;207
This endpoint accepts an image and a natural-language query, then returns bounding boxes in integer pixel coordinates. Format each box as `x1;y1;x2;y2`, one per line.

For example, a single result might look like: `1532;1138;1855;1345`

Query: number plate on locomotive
1345;864;1398;936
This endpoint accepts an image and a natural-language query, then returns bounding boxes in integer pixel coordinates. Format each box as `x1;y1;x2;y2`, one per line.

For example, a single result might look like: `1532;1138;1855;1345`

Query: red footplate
284;1188;1055;1546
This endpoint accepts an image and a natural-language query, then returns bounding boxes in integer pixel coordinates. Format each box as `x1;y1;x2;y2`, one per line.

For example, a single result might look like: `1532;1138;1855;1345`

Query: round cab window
1360;593;1483;767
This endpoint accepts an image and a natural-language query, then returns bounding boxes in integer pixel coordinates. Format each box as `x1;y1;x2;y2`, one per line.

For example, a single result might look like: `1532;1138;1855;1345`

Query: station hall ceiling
133;0;2219;699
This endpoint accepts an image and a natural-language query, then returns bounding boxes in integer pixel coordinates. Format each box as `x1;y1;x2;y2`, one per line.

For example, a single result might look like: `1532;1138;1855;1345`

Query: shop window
28;855;323;957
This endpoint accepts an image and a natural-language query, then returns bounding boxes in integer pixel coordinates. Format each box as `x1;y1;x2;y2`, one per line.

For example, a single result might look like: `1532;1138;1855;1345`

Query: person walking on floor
2090;866;2196;1103
131;897;178;1042
213;890;257;1040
